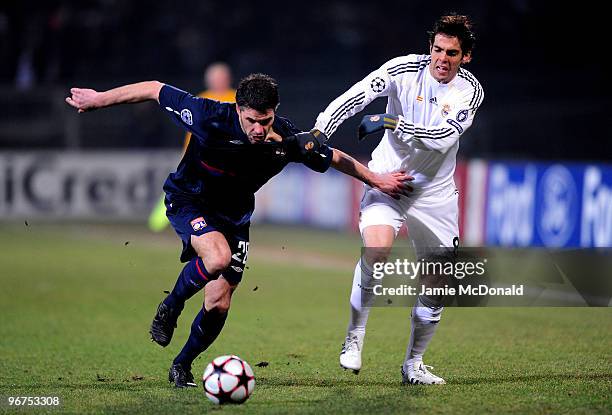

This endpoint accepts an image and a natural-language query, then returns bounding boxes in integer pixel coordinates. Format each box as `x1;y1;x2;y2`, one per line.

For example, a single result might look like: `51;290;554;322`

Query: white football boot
401;361;446;385
340;334;363;374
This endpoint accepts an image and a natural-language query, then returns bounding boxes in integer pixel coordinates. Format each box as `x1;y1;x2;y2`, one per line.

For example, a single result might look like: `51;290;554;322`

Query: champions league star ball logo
370;77;386;93
370;115;381;122
181;109;193;125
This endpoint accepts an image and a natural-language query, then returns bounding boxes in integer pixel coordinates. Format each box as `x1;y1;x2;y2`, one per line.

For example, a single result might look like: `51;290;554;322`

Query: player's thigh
165;200;229;265
406;191;459;259
359;186;405;239
191;231;232;271
359;187;405;263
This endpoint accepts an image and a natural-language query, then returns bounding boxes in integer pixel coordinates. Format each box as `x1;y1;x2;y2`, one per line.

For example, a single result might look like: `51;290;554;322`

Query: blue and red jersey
158;84;331;226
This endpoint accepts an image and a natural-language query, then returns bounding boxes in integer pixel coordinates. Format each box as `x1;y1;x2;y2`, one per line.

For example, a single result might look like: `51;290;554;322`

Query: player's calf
204;277;235;314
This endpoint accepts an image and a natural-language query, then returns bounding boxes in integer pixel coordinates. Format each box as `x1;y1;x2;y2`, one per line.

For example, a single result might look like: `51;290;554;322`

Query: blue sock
163;257;211;312
173;308;228;367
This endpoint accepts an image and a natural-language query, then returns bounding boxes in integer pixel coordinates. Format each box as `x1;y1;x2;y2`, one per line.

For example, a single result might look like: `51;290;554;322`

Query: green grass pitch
0;223;610;414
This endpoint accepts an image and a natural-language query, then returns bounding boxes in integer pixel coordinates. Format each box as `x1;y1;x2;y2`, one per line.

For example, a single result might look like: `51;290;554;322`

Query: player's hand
65;88;103;113
370;171;414;199
358;113;399;141
286;129;328;157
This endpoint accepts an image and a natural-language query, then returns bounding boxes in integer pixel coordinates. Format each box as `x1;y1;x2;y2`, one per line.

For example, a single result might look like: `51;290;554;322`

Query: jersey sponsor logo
229;139;244;145
456;109;469;122
190;216;207;231
446;119;463;134
370;77;386;93
429;97;438;105
180;109;193;125
441;104;451;116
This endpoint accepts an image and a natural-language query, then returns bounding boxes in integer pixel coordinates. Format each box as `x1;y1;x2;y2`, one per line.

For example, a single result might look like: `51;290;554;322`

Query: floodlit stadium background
0;1;608;247
0;2;610;414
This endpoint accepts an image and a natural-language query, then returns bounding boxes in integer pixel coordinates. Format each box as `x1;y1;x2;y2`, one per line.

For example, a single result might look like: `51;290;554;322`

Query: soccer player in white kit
312;14;484;385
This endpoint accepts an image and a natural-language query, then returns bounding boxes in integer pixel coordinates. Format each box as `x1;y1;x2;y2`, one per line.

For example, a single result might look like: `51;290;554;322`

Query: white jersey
314;54;484;194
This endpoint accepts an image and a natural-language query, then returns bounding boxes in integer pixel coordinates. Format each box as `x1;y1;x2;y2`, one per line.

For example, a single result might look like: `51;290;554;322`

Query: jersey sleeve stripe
458;69;484;111
387;61;421;73
388;63;420;76
396;119;455;140
328;91;365;120
323;92;366;136
415;129;455;140
388;59;430;77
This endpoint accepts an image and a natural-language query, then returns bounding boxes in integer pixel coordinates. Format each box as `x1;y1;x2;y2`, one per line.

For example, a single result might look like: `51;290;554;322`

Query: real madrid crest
441;104;451;117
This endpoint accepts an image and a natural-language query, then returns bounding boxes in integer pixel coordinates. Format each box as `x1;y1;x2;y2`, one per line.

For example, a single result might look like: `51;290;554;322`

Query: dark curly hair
428;14;476;56
235;73;279;112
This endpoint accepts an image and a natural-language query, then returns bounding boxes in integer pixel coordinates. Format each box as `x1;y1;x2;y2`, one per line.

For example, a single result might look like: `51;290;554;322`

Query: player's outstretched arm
65;81;164;113
330;148;413;199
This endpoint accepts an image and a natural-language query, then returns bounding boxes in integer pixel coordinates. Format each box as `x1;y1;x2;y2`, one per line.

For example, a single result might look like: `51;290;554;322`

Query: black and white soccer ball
202;355;255;404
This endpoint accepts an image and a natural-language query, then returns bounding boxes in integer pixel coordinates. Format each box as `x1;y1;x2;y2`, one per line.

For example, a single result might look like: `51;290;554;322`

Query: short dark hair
428;14;476;56
236;73;279;112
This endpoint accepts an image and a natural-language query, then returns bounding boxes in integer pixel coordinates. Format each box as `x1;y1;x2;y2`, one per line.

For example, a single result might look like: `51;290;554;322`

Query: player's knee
362;247;392;271
202;249;231;275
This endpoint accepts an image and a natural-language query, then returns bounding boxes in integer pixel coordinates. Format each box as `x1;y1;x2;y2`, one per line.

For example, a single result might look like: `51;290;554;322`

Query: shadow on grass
452;372;612;385
255;376;429;400
23;371;612;393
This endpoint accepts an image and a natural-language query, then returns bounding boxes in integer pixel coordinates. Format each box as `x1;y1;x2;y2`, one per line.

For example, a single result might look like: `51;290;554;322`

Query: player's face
237;105;275;144
429;33;471;83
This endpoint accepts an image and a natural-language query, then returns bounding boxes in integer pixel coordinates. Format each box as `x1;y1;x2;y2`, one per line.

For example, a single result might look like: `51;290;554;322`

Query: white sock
347;260;375;339
405;297;443;365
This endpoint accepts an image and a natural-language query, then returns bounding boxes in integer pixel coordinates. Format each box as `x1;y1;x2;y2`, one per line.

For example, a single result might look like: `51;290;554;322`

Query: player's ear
461;52;472;64
235;103;241;113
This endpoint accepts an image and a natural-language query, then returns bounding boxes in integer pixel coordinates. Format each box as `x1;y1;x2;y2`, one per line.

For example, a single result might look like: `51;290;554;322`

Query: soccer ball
202;355;255;404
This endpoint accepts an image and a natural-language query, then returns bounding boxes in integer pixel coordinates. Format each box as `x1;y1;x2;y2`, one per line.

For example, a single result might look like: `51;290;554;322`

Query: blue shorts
165;196;250;285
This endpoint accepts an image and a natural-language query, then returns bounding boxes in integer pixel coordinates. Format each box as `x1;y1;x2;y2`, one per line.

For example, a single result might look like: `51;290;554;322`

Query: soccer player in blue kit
66;73;413;387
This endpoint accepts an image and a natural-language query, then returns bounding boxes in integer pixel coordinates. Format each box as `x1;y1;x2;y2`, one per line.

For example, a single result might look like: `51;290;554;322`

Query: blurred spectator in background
148;62;236;231
199;62;236;103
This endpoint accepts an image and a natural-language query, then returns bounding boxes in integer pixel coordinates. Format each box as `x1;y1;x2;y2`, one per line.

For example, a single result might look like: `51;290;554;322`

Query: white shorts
359;185;459;258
